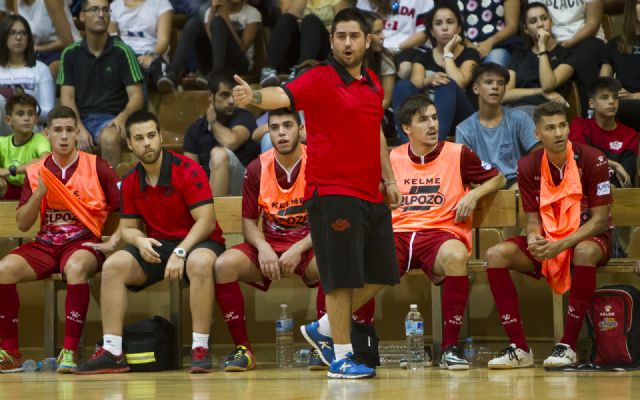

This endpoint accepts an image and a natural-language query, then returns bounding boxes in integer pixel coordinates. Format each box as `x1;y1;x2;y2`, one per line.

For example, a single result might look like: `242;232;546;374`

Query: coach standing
233;8;400;379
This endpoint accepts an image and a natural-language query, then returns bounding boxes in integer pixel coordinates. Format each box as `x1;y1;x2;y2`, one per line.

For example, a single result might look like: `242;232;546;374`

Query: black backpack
586;285;640;367
96;316;177;372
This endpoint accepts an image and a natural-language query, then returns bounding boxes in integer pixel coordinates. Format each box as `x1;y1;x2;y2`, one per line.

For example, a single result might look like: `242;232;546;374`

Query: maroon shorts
11;236;106;280
395;230;463;285
505;234;611;280
1;184;22;200
232;242;316;291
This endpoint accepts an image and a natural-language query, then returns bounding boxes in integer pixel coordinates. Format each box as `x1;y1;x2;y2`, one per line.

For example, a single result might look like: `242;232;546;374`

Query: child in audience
569;77;639;188
0;93;50;199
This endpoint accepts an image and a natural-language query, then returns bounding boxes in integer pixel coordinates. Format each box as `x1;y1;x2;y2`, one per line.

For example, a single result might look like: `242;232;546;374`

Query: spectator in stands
485;102;613;369
503;2;576;118
15;0;81;76
157;0;261;92
392;3;477;142
0;105;121;374
260;0;348;87
58;0;144;168
569;77;639;188
600;0;640;131
528;0;607;116
457;0;520;67
362;10;394;110
392;94;504;370
73;110;225;375
108;0;174;104
456;63;540;189
0;94;50;200
0;14;55;135
356;0;433;79
183;70;259;196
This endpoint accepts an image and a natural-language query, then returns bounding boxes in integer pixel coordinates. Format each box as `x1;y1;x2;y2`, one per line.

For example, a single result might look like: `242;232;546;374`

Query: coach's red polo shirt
121;150;225;244
283;56;384;203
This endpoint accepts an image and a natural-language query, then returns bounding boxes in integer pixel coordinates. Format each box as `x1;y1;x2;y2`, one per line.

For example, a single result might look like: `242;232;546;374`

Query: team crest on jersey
610;141;623;151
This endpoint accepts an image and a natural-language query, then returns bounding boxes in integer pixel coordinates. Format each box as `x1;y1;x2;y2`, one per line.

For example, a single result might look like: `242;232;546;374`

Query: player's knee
442;257;468;276
101;254;128;281
0;261;15;284
213;253;238;282
210;147;229;168
187;253;215;280
64;261;91;283
573;242;600;266
484;244;510;268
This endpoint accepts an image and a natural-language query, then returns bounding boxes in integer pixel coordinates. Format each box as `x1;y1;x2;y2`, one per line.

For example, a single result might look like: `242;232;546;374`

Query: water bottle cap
280;304;287;308
466;337;473;342
410;304;418;309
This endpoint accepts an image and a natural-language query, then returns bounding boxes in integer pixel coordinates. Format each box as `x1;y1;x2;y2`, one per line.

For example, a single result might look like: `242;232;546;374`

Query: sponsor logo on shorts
331;218;351;232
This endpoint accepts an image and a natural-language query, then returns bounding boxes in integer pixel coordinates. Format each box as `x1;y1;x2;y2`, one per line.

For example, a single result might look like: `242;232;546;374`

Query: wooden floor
1;366;639;399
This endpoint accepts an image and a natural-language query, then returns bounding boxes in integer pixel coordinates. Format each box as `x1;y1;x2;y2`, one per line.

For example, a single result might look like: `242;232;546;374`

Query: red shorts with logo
394;230;463;285
505;234;611;280
232;242;316;291
10;236;106;280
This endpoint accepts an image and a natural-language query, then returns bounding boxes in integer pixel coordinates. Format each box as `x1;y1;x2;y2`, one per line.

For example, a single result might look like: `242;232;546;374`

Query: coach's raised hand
233;75;254;106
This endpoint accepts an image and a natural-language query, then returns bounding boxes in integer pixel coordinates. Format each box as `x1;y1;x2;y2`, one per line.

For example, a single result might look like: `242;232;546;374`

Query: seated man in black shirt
184;70;259;196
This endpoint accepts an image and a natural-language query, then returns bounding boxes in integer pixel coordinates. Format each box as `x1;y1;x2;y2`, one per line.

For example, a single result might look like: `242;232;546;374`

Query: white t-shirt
18;0;82;45
110;0;174;55
204;4;262;69
357;0;433;49
528;0;604;42
0;61;55;123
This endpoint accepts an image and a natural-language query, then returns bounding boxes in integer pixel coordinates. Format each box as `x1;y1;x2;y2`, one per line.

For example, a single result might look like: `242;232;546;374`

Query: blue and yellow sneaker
300;321;334;366
56;348;77;373
224;345;256;372
328;353;375;379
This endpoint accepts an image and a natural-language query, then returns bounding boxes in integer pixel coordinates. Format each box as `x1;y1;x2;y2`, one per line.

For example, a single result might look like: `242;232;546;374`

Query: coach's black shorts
124;238;226;292
305;194;400;293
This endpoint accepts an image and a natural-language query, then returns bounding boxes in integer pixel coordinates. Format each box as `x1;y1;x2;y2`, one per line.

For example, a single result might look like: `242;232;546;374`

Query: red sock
441;276;469;349
0;284;20;354
63;283;90;350
487;268;529;351
560;265;596;349
316;285;326;320
215;282;251;351
352;299;375;325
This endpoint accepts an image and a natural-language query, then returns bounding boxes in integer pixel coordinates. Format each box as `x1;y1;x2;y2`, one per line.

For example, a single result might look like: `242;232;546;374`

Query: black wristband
8;165;17;177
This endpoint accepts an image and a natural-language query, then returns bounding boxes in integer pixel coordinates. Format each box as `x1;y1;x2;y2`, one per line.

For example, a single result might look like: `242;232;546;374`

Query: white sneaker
543;343;577;368
488;344;534;369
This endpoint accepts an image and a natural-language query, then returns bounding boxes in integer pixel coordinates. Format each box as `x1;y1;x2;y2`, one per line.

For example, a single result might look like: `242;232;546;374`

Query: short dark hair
267;108;301;125
533;102;566;125
80;0;107;10
47;106;78;127
206;69;236;95
397;94;435;128
331;8;369;35
5;93;38;116
125;110;160;138
426;3;465;47
0;15;36;68
473;62;510;84
588;76;622;99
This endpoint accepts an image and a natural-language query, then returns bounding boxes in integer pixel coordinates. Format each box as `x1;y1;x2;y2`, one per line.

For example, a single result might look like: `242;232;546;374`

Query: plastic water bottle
22;359;39;372
275;304;294;368
40;357;58;371
405;304;425;371
463;337;477;365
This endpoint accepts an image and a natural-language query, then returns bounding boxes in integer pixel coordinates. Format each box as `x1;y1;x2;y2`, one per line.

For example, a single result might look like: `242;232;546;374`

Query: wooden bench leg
431;284;442;364
552;292;564;343
169;280;183;369
43;279;58;357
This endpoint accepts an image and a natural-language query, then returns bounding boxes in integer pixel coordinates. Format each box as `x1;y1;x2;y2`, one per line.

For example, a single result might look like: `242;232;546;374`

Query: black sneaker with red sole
71;348;130;375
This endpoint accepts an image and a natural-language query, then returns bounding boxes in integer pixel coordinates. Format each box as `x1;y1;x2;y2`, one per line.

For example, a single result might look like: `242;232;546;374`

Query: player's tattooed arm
252;91;262;105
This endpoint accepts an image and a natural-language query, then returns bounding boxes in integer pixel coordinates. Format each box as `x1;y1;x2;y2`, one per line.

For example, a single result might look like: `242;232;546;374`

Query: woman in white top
109;0;173;98
16;0;81;70
0;14;55;135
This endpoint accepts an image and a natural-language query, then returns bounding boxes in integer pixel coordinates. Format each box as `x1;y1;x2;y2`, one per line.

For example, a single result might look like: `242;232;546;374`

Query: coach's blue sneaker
300;321;334;366
328;353;375;379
